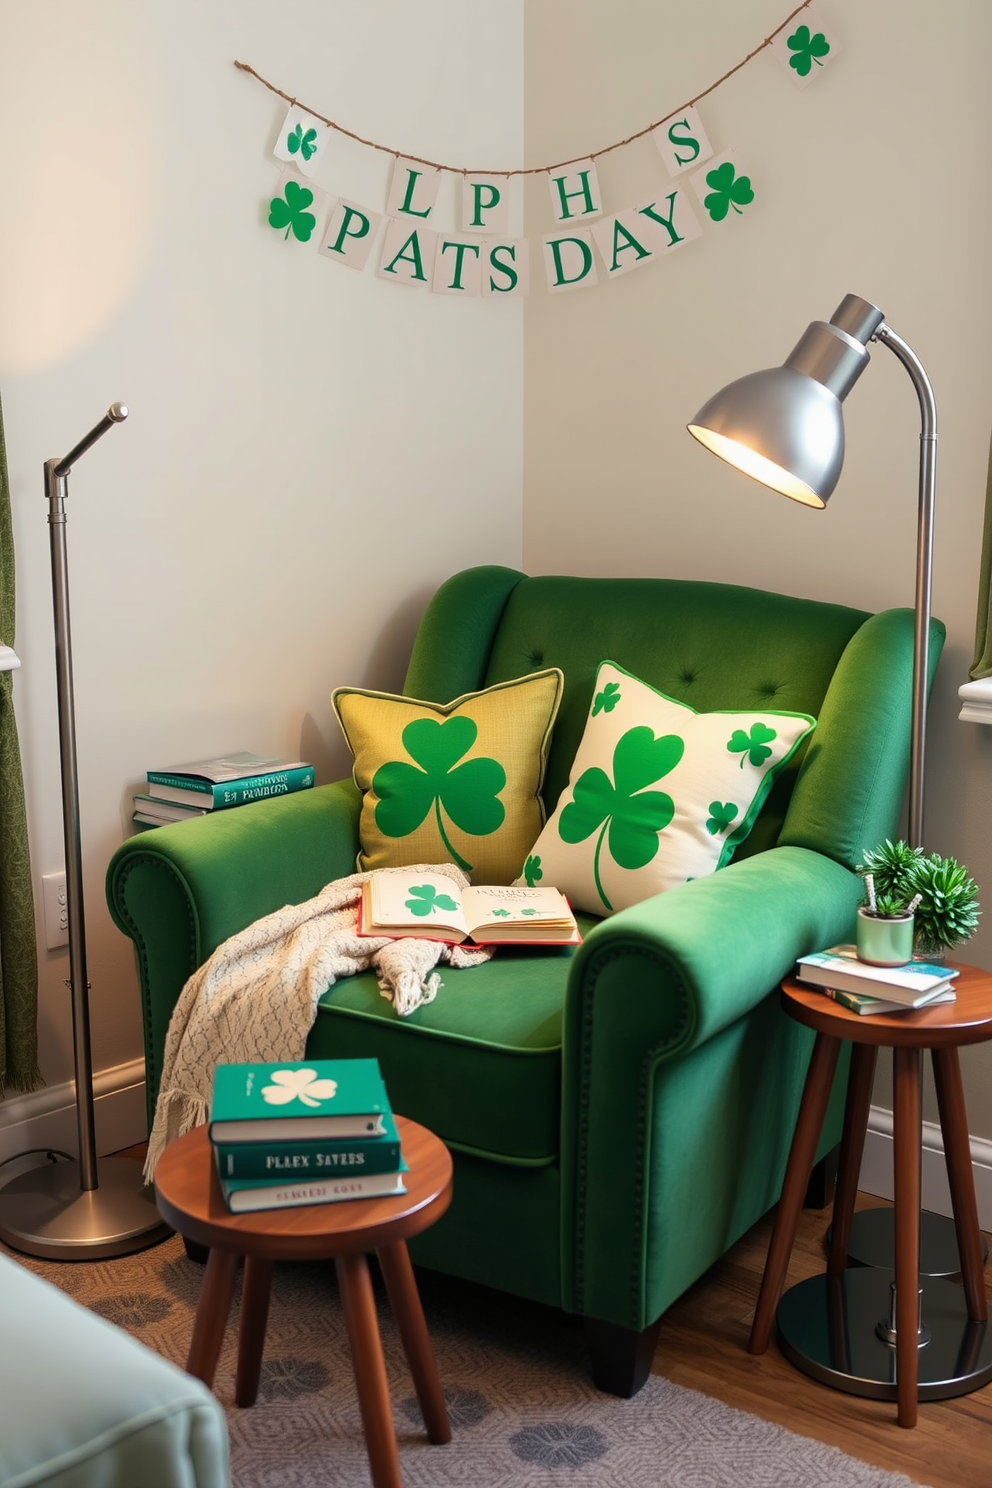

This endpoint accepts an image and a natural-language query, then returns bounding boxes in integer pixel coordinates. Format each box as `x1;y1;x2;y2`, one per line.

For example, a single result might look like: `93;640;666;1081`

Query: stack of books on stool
795;944;958;1016
208;1058;407;1213
133;752;314;829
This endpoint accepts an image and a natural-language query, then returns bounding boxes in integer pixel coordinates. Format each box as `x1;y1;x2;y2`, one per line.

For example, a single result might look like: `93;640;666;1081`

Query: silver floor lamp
0;404;169;1258
687;295;991;1400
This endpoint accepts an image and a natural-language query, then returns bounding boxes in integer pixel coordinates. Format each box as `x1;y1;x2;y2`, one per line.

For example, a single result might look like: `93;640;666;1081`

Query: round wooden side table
154;1115;452;1488
748;963;992;1428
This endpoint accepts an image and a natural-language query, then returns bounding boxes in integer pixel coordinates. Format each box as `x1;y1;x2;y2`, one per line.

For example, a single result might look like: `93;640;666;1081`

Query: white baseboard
859;1103;992;1232
0;1060;148;1178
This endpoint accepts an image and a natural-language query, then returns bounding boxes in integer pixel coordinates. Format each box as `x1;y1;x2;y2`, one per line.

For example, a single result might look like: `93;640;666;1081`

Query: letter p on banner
462;175;509;234
318;199;383;270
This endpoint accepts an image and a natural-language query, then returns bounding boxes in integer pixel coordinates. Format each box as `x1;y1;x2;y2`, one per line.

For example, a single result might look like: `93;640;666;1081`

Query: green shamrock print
523;854;543;887
702;162;754;222
491;908;512;918
727;722;777;769
287;122;318;161
405;884;460;918
268;180;317;242
559;725;684;912
592;681;621;717
372;716;506;875
520;908;538;916
706;801;738;836
787;23;830;76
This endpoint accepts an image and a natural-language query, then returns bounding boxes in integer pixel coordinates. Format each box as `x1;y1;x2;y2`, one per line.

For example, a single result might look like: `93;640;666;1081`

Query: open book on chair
358;870;581;946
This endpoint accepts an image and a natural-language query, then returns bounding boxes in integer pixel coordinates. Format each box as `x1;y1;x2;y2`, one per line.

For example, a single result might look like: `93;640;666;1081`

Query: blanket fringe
143;1090;209;1184
381;969;442;1017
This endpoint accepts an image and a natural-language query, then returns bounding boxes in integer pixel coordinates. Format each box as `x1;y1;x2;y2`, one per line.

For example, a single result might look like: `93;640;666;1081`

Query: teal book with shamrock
214;1109;403;1180
358;870;580;946
209;1059;390;1143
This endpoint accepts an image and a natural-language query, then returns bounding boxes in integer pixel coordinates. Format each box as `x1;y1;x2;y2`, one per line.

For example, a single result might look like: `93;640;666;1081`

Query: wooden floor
655;1192;992;1488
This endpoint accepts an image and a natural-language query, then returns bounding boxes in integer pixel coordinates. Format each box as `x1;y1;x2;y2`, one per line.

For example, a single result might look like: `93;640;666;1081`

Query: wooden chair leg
336;1250;402;1488
236;1255;274;1407
186;1247;239;1389
377;1241;451;1443
932;1047;988;1321
828;1044;877;1276
749;1032;841;1354
893;1046;923;1429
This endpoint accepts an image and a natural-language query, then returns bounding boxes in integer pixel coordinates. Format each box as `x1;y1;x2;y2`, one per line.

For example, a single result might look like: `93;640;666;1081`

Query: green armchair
106;566;943;1396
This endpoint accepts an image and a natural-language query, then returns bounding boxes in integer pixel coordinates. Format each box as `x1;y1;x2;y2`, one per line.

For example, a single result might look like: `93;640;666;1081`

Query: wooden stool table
749;964;992;1428
154;1115;452;1488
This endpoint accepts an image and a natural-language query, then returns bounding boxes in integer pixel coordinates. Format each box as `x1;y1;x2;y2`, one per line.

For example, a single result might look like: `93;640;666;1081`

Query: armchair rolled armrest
561;846;860;1328
106;779;362;1121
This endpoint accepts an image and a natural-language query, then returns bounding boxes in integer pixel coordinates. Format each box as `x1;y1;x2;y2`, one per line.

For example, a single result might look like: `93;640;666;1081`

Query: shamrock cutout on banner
727;722;777;769
372;716;506;874
268;179;317;242
404;883;460;918
787;23;831;76
559;725;683;911
287;122;319;161
702;162;754;222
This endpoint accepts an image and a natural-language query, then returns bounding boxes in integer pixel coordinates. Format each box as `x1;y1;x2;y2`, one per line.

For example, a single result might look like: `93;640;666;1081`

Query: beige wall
0;1;523;1097
524;1;992;1131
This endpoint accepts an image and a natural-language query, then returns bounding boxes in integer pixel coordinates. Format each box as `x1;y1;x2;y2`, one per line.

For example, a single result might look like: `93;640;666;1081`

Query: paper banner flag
769;13;841;87
689;153;755;223
318;198;383;270
273;107;331;178
378;218;438;288
386;157;442;221
651;106;713;177
592;189;702;280
266;171;327;245
547;158;602;225
482;239;529;298
542;231;598;293
433;236;484;295
461;175;510;235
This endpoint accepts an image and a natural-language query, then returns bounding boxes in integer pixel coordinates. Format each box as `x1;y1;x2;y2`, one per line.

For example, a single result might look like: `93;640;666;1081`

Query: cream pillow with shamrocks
333;669;563;885
517;661;815;915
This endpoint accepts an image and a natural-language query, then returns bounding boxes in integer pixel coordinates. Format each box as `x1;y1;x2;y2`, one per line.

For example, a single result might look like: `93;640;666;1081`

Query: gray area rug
19;1234;929;1488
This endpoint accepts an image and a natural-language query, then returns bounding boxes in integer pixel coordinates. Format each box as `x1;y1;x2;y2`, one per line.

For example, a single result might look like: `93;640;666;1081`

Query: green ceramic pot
856;907;915;967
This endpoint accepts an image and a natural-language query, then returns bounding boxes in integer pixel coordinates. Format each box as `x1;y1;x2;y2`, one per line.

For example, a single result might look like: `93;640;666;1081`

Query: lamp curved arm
873;323;937;848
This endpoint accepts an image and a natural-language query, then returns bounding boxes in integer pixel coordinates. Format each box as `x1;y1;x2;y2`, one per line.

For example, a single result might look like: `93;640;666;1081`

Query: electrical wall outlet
43;871;69;949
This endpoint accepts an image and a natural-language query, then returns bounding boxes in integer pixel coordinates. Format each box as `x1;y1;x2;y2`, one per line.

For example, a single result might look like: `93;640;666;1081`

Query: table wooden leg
187;1247;239;1389
828;1044;877;1277
336;1250;402;1488
236;1255;274;1407
749;1032;841;1355
932;1047;988;1322
893;1046;922;1429
378;1241;451;1444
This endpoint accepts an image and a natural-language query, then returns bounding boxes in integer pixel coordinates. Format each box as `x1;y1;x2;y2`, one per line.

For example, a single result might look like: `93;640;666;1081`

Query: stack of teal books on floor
208;1058;407;1213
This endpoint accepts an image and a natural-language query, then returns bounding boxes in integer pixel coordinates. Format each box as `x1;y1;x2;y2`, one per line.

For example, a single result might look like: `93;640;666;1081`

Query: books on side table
795;944;958;1015
208;1057;407;1213
133;752;314;830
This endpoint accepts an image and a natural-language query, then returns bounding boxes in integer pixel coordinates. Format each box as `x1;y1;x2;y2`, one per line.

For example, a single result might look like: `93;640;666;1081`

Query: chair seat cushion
309;918;597;1162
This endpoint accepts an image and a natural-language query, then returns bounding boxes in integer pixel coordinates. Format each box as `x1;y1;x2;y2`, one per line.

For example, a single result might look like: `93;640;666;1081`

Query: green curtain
0;395;40;1095
970;426;992;678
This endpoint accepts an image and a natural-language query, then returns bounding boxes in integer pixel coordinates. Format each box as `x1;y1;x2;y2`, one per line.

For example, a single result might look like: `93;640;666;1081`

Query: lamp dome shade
687;364;845;508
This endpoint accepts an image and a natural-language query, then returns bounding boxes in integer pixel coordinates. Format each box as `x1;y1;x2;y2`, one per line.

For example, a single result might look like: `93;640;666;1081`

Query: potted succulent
857;839;981;964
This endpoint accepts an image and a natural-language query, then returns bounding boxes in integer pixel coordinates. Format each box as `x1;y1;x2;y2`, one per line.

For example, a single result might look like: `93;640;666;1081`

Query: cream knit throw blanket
143;864;491;1182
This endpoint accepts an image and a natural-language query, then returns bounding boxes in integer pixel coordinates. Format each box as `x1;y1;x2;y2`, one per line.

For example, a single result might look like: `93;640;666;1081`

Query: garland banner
240;3;840;299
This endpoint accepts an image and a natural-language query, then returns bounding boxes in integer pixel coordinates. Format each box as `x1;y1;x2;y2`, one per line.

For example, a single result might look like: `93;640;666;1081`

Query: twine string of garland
234;0;812;178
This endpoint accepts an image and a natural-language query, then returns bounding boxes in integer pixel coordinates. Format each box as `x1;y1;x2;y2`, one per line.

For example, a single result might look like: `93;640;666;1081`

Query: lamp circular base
829;1207;989;1278
0;1157;171;1260
776;1269;992;1401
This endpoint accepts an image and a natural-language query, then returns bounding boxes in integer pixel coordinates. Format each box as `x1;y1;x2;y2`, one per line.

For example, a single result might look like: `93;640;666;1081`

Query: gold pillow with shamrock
332;669;564;885
517;661;815;915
